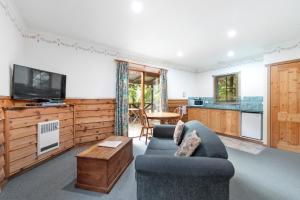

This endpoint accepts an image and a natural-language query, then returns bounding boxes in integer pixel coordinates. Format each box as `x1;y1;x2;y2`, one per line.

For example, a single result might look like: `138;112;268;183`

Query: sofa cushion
147;138;178;150
175;130;201;157
173;120;185;145
182;120;228;159
145;149;176;156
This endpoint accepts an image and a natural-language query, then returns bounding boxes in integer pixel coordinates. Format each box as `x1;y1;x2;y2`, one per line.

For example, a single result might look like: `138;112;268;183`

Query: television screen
12;65;66;100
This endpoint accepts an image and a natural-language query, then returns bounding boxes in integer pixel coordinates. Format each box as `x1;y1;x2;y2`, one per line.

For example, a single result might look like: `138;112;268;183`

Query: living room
0;0;300;200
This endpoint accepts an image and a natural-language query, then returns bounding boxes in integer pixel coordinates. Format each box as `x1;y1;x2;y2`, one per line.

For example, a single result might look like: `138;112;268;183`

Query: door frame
267;58;300;148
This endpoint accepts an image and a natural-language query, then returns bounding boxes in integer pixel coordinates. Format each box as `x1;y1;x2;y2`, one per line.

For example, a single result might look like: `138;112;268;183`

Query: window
214;73;239;102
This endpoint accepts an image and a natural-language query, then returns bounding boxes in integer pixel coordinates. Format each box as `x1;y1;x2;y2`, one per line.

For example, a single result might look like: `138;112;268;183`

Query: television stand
25;103;43;107
25;102;66;107
41;102;66;107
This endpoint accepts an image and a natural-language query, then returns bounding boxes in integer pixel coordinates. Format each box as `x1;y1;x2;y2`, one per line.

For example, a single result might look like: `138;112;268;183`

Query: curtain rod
114;59;168;71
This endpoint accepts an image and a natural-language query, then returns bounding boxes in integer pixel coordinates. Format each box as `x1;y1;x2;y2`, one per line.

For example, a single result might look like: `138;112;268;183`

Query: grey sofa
135;120;235;200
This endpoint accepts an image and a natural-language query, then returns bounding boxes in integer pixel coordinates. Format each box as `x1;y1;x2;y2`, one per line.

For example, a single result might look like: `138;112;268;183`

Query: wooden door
270;61;300;153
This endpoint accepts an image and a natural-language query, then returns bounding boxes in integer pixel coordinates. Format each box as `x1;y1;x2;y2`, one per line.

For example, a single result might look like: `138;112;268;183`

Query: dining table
146;112;180;124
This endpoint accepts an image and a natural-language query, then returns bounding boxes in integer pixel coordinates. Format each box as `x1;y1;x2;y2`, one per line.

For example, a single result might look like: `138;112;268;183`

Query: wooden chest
75;136;133;193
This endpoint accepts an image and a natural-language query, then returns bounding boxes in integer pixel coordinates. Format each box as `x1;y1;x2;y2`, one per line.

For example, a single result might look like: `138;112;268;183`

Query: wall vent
37;120;60;155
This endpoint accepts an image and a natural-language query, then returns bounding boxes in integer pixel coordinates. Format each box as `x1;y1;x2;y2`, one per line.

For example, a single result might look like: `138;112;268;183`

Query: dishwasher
241;111;262;140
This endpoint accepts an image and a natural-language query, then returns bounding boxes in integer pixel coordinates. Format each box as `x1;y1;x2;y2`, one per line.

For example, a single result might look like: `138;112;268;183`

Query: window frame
213;72;240;103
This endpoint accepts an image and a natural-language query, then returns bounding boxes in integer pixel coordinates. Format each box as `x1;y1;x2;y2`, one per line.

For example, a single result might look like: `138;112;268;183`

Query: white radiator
37;120;60;155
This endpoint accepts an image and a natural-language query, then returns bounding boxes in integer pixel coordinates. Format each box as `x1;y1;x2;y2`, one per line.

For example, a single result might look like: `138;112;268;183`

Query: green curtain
160;69;168;112
115;61;129;136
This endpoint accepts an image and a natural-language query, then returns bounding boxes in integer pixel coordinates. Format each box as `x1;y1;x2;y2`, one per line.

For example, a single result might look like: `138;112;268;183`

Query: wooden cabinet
188;107;240;137
221;110;240;137
0;109;6;188
208;109;224;133
4;105;75;176
188;108;209;127
65;99;115;144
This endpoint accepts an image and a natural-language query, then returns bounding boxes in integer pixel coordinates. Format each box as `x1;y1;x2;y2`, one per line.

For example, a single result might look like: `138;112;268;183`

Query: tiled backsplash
188;96;263;112
240;96;263;112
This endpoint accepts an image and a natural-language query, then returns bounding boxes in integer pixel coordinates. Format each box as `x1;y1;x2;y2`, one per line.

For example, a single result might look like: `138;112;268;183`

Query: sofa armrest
153;125;176;138
135;155;234;178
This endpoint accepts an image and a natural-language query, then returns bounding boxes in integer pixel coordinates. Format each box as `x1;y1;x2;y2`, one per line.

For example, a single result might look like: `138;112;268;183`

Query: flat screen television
12;64;66;101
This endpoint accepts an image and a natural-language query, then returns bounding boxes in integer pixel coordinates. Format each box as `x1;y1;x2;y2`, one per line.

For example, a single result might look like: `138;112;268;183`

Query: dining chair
139;109;153;144
172;106;184;124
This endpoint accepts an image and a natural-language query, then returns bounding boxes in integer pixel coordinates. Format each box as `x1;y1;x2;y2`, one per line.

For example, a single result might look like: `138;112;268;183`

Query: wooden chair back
173;106;183;120
139;109;151;127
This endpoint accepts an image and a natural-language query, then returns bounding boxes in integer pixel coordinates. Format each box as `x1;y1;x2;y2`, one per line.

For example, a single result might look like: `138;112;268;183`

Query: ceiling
11;0;300;71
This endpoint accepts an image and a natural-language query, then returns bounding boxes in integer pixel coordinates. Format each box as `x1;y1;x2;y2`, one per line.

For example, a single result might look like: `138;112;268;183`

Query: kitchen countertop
188;105;263;113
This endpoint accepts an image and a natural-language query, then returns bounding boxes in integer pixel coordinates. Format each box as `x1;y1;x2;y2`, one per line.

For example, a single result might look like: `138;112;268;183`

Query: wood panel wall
0;97;12;108
168;99;188;122
4;106;74;176
65;99;115;144
0;109;6;189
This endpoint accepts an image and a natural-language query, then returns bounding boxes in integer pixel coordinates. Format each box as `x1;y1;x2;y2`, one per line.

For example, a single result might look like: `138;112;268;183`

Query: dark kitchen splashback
188;96;263;113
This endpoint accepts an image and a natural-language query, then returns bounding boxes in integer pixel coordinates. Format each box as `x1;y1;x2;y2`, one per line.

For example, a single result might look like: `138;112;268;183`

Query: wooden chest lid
76;136;132;160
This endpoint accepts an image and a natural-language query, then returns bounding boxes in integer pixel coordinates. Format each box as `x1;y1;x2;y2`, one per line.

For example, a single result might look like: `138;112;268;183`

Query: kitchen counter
188;105;263;113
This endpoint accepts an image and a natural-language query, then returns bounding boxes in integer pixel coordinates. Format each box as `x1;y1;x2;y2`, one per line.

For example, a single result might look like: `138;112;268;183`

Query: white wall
168;68;197;99
264;48;300;65
22;39;117;98
0;6;24;96
195;61;267;97
21;38;198;99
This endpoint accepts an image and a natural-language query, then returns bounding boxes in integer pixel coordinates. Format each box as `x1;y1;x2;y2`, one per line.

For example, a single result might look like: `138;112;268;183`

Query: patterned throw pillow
173;120;185;145
175;130;201;157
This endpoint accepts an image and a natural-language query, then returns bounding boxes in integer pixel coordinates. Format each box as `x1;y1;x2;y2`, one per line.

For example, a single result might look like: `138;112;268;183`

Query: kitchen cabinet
222;110;240;137
188;107;240;137
188;108;209;127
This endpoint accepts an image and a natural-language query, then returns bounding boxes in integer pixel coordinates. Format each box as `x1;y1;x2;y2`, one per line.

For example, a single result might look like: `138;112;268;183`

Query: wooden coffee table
75;136;133;193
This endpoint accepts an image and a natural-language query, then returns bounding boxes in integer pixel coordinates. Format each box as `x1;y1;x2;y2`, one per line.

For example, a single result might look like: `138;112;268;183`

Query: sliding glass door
144;72;160;112
128;68;160;137
129;70;142;109
128;70;160;111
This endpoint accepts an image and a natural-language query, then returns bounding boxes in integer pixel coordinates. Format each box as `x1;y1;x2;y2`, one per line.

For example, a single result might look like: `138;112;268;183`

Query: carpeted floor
0;138;299;200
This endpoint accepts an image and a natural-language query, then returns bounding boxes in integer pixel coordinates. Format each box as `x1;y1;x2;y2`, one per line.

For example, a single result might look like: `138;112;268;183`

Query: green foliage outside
216;74;238;102
129;83;140;105
129;82;161;111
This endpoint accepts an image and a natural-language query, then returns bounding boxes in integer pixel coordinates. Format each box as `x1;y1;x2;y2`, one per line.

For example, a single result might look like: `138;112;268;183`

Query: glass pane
226;75;237;101
128;70;142;109
144;72;160;112
215;74;238;102
217;76;226;102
